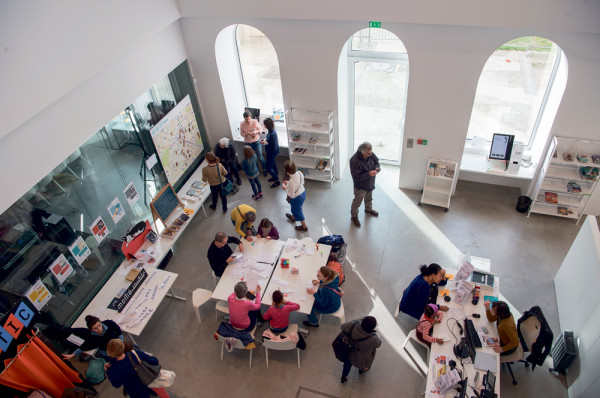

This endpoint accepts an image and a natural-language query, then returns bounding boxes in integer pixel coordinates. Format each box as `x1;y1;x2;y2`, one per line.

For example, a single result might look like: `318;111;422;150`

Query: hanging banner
48;254;73;284
123;181;140;207
68;236;91;266
25;280;52;311
107;197;126;224
89;215;109;243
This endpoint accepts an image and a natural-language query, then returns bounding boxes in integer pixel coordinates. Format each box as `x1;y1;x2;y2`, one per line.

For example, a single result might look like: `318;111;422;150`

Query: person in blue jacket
304;266;342;327
399;263;449;320
261;117;280;188
105;339;160;398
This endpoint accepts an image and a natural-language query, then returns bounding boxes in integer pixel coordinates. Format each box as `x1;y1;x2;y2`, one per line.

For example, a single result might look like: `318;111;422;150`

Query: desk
425;274;501;397
265;238;331;314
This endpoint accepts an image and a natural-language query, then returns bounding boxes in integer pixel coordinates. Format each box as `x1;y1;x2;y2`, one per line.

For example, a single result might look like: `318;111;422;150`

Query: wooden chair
263;324;301;368
192;288;213;324
215;326;256;369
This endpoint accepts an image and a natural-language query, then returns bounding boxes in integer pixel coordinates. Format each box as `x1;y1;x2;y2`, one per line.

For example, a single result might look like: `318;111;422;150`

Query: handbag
85;358;106;384
127;350;161;386
217;164;234;196
148;369;176;388
331;323;372;362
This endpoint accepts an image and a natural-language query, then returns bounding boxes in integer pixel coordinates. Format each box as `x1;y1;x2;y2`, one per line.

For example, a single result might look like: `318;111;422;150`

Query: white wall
555;217;600;397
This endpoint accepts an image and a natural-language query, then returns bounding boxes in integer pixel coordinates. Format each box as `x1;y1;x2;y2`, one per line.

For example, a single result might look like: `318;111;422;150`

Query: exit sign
369;21;381;28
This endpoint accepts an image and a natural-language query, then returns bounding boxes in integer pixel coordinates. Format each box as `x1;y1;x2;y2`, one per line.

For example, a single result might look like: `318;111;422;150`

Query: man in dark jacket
349;142;380;227
207;232;244;277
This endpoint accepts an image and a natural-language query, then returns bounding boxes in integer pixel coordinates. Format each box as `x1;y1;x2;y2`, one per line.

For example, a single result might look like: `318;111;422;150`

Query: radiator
550;330;577;374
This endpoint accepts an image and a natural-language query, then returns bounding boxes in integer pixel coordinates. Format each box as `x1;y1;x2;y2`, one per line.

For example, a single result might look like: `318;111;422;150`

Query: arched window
215;25;286;146
467;36;566;150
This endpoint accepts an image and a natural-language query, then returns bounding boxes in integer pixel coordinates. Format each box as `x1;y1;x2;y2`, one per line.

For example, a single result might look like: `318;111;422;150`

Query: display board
150;95;204;186
150;184;183;225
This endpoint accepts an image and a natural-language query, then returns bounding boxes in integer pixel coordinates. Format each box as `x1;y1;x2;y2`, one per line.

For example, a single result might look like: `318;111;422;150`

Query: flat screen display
489;134;515;161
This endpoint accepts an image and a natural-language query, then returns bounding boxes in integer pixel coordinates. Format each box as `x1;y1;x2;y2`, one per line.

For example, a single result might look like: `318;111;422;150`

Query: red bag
327;260;345;286
151;388;170;398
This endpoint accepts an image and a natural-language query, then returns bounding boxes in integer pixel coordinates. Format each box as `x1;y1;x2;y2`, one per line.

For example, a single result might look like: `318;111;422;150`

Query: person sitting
399;263;449;320
326;253;345;286
230;204;257;242
207;232;245;278
416;304;445;347
303;266;341;327
339;316;382;383
62;315;123;359
257;218;279;240
214;137;242;186
105;339;160;398
484;300;519;356
229;282;261;332
262;290;300;333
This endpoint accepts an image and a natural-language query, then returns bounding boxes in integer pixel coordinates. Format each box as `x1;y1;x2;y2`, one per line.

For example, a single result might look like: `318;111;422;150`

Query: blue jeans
250;142;266;170
342;359;353;379
248;176;262;195
290;191;306;222
269;325;288;334
265;154;279;181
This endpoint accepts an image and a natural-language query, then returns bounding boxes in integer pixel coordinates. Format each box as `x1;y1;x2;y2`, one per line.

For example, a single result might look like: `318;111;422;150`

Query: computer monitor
244;107;260;122
489;133;515;161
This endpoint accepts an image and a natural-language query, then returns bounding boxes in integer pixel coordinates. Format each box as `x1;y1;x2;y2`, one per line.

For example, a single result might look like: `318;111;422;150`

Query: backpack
327;260;345;286
331;323;372;362
318;235;347;266
85;358;107;384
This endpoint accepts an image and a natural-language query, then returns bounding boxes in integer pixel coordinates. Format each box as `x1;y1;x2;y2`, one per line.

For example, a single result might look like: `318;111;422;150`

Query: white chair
215;326;256;369
394;293;403;318
318;302;345;324
402;329;430;378
502;315;541;385
215;301;229;322
263;324;301;368
192;288;213;324
212;271;219;287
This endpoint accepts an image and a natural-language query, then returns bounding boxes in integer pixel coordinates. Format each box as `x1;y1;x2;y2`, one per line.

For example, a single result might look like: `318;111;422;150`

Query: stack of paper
433;368;461;395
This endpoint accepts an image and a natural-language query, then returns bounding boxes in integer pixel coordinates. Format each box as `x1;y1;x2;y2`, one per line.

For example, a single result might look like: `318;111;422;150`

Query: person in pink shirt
263;290;300;333
240;111;266;175
416;304;445;347
228;281;262;331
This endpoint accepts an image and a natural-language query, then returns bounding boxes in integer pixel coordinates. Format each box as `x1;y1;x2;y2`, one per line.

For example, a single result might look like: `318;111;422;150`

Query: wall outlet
407;138;414;148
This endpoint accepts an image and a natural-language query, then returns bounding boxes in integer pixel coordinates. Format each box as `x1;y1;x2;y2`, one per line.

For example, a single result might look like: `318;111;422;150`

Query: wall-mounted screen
150;184;183;225
150;95;204;186
489;133;515;161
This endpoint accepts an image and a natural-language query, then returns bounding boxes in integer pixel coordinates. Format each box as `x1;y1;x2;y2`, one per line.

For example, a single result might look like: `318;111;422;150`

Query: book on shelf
445;169;455;178
592;155;600;164
580;166;599;181
577;154;589;163
545;192;558;204
191;180;205;189
291;133;300;142
566;182;582;193
298;167;309;176
563;152;573;161
293;147;307;155
316;159;328;171
309;137;318;144
557;206;573;216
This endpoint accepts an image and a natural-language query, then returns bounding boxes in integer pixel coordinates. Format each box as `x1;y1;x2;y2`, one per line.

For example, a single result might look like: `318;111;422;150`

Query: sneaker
270;181;280;188
252;194;258;200
257;192;263;199
209;205;217;211
365;209;379;216
351;217;361;227
295;225;308;232
302;320;319;328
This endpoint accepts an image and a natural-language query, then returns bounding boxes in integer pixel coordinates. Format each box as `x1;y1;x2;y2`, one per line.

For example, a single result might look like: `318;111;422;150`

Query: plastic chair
212;271;219;287
502;315;541;385
215;326;256;369
215;301;229;322
263;324;301;368
192;288;213;324
318;302;345;324
394;294;403;318
402;329;430;378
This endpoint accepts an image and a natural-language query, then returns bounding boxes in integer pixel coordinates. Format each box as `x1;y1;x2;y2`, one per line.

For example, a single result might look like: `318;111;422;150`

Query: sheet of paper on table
270;278;289;287
256;252;277;264
244;269;261;290
455;259;474;281
434;368;461;395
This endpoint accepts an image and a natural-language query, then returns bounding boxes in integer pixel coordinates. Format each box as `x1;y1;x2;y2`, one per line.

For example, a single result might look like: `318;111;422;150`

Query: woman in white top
281;160;308;231
240;111;266;175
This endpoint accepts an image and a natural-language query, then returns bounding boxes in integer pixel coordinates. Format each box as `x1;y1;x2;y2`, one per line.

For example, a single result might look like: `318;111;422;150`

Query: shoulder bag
217;163;234;196
127;350;161;386
332;322;373;362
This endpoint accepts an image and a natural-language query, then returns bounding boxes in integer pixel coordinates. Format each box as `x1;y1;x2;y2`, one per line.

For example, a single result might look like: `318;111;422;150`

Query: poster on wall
25;280;53;311
89;216;109;243
107;197;126;224
48;254;73;284
68;236;91;265
123;181;140;207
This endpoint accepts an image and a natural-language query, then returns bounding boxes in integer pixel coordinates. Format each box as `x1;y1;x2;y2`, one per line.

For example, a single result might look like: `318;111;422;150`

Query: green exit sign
369;21;381;28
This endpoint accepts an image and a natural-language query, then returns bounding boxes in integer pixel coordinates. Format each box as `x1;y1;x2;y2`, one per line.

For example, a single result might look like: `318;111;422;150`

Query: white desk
425;274;501;397
265;238;331;315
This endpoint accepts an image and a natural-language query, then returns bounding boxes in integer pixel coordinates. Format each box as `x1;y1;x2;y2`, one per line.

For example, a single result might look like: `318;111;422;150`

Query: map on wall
149;95;204;186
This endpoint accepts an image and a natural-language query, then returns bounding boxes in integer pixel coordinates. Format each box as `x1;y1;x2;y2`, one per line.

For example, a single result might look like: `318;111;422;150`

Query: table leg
166;287;186;301
125;331;138;346
201;204;207;218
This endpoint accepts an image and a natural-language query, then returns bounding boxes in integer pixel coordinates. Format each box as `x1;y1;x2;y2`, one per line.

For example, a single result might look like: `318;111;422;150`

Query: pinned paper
69;236;91;265
123;181;140;207
89;216;109;243
107;197;125;224
48;254;73;284
25;280;52;311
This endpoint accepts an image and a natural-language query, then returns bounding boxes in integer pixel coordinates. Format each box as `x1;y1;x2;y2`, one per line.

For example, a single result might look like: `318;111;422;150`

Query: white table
265;237;331;314
425;272;501;397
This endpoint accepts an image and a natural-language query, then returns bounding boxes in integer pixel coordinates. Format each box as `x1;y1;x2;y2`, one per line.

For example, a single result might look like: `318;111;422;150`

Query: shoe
270;181;280;188
209;205;217;211
257;192;263;199
237;180;242;185
285;213;296;222
252;194;258;200
341;377;348;384
268;177;277;182
365;209;379;216
351;217;361;227
223;209;227;214
303;321;319;328
358;367;370;374
263;170;268;177
295;225;308;232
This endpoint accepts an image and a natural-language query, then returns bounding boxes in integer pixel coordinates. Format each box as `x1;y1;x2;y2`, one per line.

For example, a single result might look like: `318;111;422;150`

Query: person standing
240;111;266;175
282;161;308;232
339;316;382;383
261;118;280;188
214;137;242;187
241;146;263;200
207;232;245;277
349;142;380;227
105;339;160;398
201;152;229;213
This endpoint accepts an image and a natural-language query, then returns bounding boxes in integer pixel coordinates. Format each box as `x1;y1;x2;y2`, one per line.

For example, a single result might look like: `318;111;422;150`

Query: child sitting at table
257;218;279;240
262;290;300;333
416;304;445;347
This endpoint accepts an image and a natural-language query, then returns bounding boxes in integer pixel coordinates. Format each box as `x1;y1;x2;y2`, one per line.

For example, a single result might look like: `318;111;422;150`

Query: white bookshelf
286;109;334;186
528;136;600;222
419;158;459;212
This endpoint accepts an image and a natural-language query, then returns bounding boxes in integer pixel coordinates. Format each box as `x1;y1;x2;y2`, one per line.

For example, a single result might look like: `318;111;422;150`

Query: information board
150;184;183;224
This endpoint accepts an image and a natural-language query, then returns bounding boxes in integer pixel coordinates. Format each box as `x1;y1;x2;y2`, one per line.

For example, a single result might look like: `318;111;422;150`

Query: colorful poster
48;254;73;284
107;197;125;224
89;216;109;243
123;181;140;207
68;236;91;265
25;280;53;311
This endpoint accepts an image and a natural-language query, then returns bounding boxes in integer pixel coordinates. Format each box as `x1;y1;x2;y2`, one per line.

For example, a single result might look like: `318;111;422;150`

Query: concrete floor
92;161;574;398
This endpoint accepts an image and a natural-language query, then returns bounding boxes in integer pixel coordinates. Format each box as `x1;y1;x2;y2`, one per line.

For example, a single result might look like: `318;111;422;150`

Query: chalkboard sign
150;184;183;224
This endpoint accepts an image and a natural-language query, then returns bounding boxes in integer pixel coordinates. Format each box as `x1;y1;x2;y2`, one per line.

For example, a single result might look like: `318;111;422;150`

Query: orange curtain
0;335;81;397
